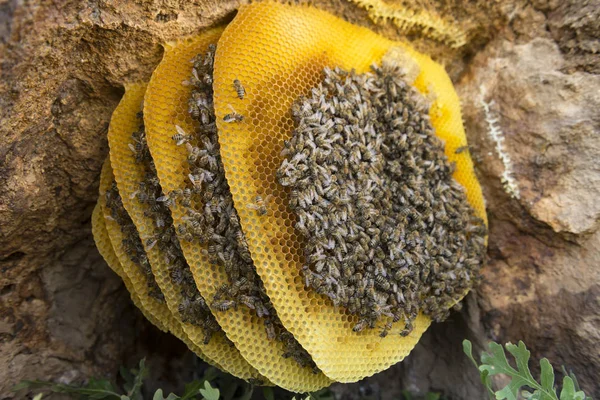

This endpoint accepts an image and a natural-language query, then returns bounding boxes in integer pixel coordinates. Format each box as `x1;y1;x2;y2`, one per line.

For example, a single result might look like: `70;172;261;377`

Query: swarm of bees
277;63;487;337
125;111;223;344
172;44;319;373
93;1;487;391
104;181;164;301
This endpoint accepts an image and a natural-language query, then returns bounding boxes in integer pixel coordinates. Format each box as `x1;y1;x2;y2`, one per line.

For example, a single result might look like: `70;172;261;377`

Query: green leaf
33;393;44;400
199;381;220;400
565;370;591;399
560;377;576;400
425;393;441;400
462;340;494;398
463;340;478;368
180;380;204;400
87;378;119;394
476;342;537;400
559;377;586;400
120;366;135;392
153;388;180;400
263;387;275;400
126;359;148;400
13;381;33;391
464;340;592;400
539;359;556;399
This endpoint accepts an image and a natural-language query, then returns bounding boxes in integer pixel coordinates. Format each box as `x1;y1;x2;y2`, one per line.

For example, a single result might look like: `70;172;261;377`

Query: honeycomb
92;200;168;333
97;158;226;366
213;2;486;382
143;28;331;391
106;82;261;381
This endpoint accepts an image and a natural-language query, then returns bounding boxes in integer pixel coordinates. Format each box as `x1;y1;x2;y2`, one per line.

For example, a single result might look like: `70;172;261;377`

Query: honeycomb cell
213;2;486;382
144;28;333;390
106;82;258;380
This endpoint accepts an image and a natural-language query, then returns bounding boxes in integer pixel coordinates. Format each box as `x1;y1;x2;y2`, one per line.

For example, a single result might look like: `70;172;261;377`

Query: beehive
106;82;263;381
143;28;330;391
213;2;486;382
91;1;488;392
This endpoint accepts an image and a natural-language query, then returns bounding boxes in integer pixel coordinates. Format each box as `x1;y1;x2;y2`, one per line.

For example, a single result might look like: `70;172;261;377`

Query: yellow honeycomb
97;159;225;366
97;158;226;365
106;83;261;381
143;27;330;391
213;2;486;382
92;200;168;333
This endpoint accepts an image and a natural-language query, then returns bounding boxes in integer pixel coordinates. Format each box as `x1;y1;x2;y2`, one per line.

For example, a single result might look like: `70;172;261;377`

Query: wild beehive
93;1;487;392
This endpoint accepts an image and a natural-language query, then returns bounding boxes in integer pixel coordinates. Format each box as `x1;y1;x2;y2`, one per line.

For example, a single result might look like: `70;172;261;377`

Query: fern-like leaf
463;340;589;400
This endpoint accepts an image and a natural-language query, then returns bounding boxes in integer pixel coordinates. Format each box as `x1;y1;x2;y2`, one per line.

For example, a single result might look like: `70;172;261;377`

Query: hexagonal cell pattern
92;199;169;333
143;27;333;391
213;2;486;382
97;159;225;367
106;83;258;380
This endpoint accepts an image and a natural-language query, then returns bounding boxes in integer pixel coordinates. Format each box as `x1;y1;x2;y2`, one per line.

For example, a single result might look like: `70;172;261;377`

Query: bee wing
175;124;187;136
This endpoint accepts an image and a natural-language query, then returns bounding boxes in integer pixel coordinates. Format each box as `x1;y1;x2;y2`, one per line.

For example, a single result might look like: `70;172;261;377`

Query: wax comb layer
213;2;486;382
144;27;330;391
92;200;168;333
106;82;257;380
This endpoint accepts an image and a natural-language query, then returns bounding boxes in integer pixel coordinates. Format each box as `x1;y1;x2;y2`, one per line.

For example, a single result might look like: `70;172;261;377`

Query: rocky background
0;0;598;398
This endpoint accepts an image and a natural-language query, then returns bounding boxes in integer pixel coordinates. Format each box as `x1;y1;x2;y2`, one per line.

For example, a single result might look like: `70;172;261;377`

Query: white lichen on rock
479;89;520;200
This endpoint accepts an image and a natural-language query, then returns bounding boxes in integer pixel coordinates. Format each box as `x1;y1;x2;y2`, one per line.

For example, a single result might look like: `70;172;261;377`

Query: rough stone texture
457;31;600;397
1;0;599;399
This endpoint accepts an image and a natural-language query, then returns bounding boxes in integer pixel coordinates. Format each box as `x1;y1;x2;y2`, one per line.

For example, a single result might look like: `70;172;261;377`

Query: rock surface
1;0;598;398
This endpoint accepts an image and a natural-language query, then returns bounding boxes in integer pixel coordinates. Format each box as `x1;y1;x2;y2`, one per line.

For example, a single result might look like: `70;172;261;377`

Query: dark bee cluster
172;44;319;372
105;181;164;301
128;114;222;345
277;63;487;337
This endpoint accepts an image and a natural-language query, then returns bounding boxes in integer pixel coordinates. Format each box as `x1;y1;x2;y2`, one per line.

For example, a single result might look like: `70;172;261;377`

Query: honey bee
454;145;469;154
352;319;368;333
223;105;244;123
212;299;236;312
264;319;276;340
172;125;189;145
379;321;393;338
170;268;183;284
246;194;272;216
233;79;245;99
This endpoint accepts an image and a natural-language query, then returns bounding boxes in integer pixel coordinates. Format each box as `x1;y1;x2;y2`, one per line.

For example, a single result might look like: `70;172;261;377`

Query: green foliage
199;381;221;400
13;359;150;400
13;339;592;400
463;340;591;400
13;361;241;400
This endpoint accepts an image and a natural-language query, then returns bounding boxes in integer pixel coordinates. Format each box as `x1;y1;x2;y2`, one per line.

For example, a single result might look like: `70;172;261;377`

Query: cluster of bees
126;111;223;345
104;181;164;301
277;63;487;337
169;44;319;372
